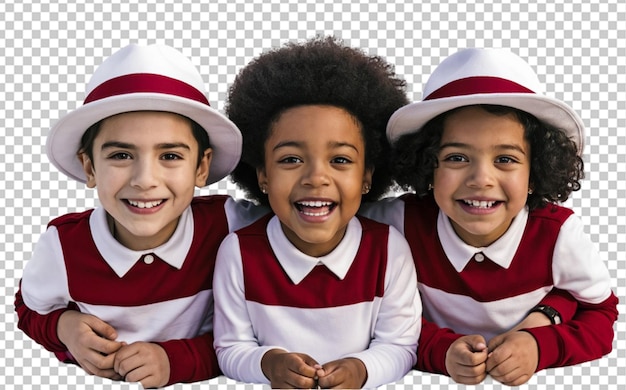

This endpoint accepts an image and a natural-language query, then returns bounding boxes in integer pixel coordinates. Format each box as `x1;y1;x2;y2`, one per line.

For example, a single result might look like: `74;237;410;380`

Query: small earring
528;188;534;195
362;184;370;194
428;183;434;191
260;185;267;194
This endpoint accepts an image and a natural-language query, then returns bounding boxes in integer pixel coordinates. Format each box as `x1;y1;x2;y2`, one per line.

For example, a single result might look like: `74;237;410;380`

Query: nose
301;160;331;188
466;160;495;188
130;158;160;189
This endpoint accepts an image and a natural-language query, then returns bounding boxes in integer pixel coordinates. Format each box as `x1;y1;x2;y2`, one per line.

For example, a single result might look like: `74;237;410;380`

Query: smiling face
80;111;211;251
433;106;531;247
258;105;372;257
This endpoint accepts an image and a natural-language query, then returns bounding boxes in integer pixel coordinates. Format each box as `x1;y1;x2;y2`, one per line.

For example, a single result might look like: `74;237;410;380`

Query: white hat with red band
386;48;585;155
46;43;242;185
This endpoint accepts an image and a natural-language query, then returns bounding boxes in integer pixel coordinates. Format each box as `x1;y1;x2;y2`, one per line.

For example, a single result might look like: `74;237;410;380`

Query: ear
362;168;374;194
257;167;268;194
78;153;97;188
195;148;213;187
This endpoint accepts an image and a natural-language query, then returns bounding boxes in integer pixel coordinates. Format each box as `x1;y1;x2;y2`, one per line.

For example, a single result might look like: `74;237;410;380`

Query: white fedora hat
46;43;242;185
387;48;585;155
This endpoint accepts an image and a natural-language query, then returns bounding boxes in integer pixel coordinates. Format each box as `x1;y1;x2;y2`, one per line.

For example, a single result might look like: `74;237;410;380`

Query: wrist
56;309;75;345
260;348;288;381
528;304;562;325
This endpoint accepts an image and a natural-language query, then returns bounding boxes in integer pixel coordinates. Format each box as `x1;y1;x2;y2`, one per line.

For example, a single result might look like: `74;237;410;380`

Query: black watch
530;304;562;325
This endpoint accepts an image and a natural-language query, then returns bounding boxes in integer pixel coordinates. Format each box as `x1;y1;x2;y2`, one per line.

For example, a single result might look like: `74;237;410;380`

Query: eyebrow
439;142;527;155
272;140;360;153
101;141;192;151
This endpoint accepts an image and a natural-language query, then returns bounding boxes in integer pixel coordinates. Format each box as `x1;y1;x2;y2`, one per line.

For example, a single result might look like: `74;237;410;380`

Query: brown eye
162;153;183;160
331;157;351;164
109;152;132;160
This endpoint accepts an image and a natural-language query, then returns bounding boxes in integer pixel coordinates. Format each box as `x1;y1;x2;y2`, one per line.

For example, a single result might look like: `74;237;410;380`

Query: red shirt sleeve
416;317;463;375
526;292;618;371
155;332;221;386
15;283;75;362
416;289;614;376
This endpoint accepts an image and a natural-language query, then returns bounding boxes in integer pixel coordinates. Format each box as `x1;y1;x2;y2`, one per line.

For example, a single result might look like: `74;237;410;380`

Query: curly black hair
225;36;408;205
391;104;584;211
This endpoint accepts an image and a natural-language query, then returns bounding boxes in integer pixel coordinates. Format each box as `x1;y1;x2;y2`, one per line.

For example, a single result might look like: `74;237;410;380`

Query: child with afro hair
212;36;421;388
225;35;407;205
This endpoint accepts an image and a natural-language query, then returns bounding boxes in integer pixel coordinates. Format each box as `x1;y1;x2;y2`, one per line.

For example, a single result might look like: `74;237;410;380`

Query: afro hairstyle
225;35;408;205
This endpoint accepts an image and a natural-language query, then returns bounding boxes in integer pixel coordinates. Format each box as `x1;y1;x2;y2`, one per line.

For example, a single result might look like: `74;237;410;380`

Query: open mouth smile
462;199;501;209
295;200;337;217
126;199;165;209
463;200;498;209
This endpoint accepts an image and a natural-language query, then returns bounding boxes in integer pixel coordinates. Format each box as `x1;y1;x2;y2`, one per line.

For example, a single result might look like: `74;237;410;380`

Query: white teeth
128;200;163;208
302;210;330;217
464;200;496;208
297;200;333;216
298;200;332;208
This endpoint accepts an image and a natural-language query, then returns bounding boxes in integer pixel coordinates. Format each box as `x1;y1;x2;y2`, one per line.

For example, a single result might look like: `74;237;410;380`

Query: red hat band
84;73;210;106
425;76;535;101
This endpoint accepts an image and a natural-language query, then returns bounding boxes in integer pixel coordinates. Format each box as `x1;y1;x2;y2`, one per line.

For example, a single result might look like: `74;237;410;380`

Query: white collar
267;215;362;284
89;206;194;277
437;207;529;272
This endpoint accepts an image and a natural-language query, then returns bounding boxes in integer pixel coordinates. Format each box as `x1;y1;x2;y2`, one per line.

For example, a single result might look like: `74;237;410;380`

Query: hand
113;342;170;388
316;358;367;389
57;310;123;380
260;349;320;389
445;335;488;385
487;331;538;386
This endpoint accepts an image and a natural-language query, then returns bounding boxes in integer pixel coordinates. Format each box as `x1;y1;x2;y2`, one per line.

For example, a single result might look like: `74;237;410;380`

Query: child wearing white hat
15;44;267;387
361;48;618;385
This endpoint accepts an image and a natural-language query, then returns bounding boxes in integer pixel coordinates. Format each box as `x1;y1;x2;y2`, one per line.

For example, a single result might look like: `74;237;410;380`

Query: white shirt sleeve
20;226;72;313
224;197;271;232
552;214;613;304
213;232;279;384
345;226;421;388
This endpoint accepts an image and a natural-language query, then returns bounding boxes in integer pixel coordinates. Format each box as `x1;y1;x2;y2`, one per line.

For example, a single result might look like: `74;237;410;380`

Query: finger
114;347;139;376
83;315;118;340
124;367;151;387
503;373;532;386
455;335;488;365
314;363;326;378
451;360;487;383
300;354;321;372
283;374;317;389
89;336;124;356
457;348;489;366
78;347;117;372
453;372;488;385
491;366;529;386
487;333;507;351
472;341;487;352
80;358;122;380
486;346;512;372
318;365;351;389
465;334;488;351
291;364;317;379
290;356;318;378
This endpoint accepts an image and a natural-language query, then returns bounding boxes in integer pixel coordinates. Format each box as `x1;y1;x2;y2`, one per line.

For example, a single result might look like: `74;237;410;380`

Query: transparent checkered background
1;0;624;389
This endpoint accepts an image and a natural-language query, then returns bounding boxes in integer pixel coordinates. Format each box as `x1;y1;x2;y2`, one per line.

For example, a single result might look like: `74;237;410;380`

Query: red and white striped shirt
16;195;269;385
360;193;618;373
213;214;422;388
